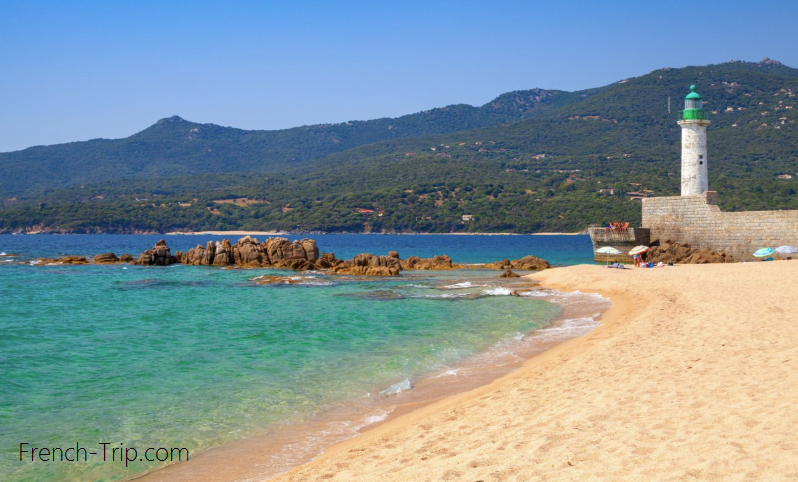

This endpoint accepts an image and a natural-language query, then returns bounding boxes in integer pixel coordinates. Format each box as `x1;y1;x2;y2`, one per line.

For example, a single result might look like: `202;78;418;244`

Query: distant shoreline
4;231;586;236
164;231;585;236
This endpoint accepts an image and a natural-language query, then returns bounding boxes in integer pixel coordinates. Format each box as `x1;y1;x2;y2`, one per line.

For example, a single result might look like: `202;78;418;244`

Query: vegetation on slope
1;59;797;234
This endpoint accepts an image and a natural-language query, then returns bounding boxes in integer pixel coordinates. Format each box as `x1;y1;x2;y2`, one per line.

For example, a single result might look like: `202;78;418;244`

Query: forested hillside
0;88;581;197
2;59;797;234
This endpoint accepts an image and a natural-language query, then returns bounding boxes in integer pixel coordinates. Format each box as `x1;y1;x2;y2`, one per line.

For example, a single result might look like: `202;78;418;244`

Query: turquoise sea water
0;234;595;481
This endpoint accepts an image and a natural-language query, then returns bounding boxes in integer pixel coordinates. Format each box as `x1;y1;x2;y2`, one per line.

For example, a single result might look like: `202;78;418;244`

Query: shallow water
0;234;598;482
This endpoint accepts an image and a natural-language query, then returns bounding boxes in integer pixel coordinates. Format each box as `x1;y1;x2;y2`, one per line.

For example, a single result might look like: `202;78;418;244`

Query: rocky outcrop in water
500;269;520;278
93;253;120;264
35;255;89;265
124;237;479;276
135;239;178;266
400;255;459;270
487;255;550;271
175;236;321;270
330;253;401;276
233;236;268;266
645;241;733;264
92;252;134;264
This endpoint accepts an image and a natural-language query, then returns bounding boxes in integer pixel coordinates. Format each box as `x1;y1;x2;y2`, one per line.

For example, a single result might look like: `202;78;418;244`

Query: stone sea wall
642;191;798;261
587;227;651;262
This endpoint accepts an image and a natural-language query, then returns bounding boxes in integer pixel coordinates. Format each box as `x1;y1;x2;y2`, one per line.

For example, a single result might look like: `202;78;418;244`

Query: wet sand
271;262;798;481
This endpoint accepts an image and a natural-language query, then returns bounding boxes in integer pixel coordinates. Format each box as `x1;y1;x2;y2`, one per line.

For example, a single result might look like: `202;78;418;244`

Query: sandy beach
270;261;798;481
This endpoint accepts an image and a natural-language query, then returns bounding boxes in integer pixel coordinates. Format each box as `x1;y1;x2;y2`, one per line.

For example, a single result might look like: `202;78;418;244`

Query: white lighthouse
678;85;710;196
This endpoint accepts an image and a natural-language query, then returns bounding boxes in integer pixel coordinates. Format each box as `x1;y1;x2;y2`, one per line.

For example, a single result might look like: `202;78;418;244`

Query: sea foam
482;287;513;296
379;378;412;397
442;281;484;289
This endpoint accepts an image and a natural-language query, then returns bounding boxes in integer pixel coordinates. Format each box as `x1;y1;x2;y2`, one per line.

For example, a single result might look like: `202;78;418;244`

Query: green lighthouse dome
685;85;702;100
682;84;706;120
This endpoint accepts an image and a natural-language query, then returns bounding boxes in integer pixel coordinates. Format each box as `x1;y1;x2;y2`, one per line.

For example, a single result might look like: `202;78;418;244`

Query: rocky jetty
486;255;550;271
645;241;733;264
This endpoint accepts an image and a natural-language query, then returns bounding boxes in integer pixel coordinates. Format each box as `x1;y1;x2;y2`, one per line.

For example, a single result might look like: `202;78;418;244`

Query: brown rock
645;241;733;265
500;269;520;278
233;236;267;266
511;255;550;271
211;239;234;266
486;255;550;271
314;252;338;269
179;242;213;265
93;253;120;264
119;254;134;263
254;275;307;285
300;238;319;263
263;237;319;269
135;239;177;266
400;255;459;270
330;253;401;276
264;237;291;263
35;256;89;265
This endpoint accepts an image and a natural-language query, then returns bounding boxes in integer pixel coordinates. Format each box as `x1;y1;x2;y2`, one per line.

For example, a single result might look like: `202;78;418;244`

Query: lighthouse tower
679;85;710;196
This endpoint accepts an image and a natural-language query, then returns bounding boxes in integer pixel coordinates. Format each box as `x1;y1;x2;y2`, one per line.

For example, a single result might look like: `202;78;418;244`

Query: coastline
128;278;611;482
162;231;584;236
269;262;798;481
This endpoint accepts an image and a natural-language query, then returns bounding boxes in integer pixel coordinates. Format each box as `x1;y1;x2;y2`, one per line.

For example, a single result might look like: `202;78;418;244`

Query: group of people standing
606;221;629;233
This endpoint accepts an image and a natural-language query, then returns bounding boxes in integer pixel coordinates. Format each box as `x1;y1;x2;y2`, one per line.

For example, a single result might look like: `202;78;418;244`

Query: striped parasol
628;245;650;256
595;246;621;265
775;245;798;255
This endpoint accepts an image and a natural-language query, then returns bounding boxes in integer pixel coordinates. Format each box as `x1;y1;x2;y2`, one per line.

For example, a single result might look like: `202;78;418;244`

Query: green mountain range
2;58;797;234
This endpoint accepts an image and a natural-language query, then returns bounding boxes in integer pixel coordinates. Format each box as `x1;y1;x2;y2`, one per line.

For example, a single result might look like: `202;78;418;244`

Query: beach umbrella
595;246;621;265
753;247;775;258
628;245;650;256
775;245;798;255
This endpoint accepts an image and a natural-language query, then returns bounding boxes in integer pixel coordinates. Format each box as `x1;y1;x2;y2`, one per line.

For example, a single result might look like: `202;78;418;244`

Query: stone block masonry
642;192;798;261
588;227;651;263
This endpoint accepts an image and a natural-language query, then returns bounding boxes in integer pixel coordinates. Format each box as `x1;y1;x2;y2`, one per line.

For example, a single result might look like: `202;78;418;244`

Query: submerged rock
253;275;310;285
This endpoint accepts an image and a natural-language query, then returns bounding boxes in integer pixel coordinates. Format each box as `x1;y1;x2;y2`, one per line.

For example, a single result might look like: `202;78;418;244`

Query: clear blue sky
1;0;797;152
